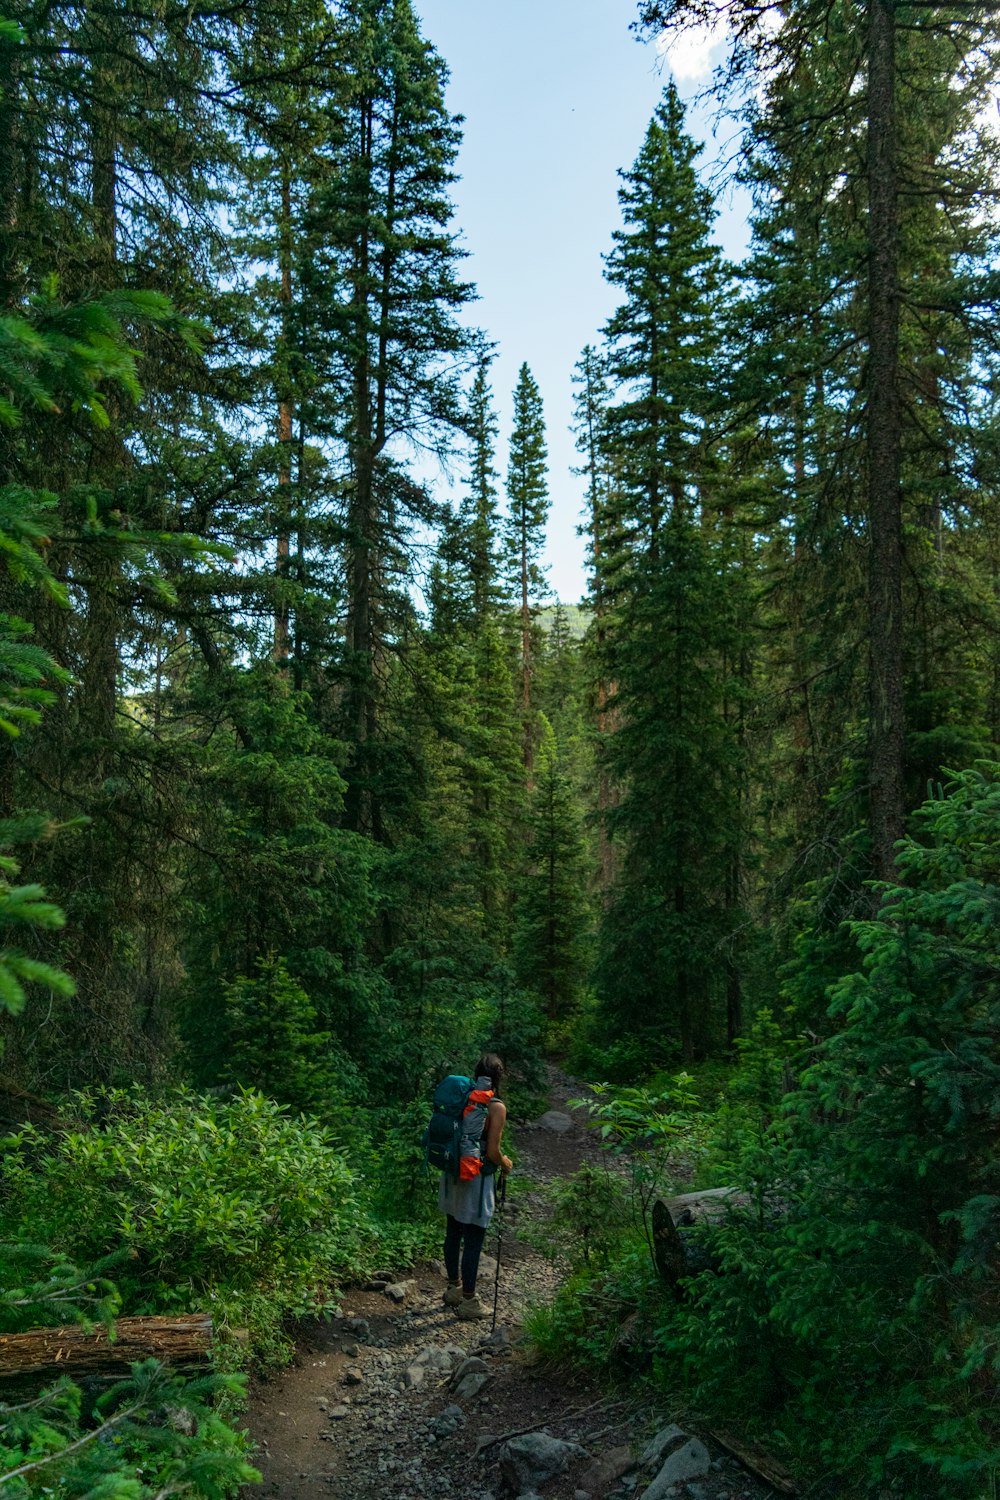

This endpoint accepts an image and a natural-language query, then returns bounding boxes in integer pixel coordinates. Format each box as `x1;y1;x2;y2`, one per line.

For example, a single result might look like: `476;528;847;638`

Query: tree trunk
866;0;905;885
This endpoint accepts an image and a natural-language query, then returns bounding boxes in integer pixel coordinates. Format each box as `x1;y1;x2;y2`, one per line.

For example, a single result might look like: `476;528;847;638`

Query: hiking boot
442;1283;463;1307
454;1294;488;1320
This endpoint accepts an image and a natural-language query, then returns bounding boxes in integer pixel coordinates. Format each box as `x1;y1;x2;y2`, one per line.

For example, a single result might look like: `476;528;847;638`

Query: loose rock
534;1110;574;1133
579;1444;636;1492
452;1370;490;1401
640;1439;712;1500
412;1344;467;1374
342;1366;363;1386
499;1432;588;1492
385;1281;416;1303
450;1355;489;1387
640;1425;687;1468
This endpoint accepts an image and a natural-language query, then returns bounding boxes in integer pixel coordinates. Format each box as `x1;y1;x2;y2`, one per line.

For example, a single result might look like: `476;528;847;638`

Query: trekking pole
491;1171;508;1334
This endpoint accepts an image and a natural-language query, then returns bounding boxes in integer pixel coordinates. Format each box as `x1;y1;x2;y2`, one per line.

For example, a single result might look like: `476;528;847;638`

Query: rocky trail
246;1072;787;1500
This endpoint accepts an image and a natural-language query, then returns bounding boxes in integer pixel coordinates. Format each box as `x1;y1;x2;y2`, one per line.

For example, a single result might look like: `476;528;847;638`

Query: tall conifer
504;363;549;776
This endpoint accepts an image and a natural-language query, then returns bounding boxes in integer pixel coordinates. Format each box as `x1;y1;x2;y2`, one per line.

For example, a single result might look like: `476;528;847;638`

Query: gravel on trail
245;1070;785;1500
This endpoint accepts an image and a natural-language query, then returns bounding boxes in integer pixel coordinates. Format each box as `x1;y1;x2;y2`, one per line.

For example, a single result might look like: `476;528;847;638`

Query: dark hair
474;1053;504;1093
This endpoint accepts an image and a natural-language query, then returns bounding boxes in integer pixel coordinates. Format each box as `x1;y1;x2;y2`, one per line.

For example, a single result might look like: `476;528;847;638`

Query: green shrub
540;1164;632;1271
571;1077;700;1270
0;1088;371;1362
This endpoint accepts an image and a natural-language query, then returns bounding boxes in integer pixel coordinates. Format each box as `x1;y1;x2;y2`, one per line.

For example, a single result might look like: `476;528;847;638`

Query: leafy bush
543;1164;633;1270
0;1088;372;1363
570;1077;700;1270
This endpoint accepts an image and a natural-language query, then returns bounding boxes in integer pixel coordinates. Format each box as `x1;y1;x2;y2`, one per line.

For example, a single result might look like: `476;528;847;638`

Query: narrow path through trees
246;1072;782;1500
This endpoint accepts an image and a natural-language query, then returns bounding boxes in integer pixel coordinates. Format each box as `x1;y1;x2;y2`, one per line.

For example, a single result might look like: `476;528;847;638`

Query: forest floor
245;1070;783;1500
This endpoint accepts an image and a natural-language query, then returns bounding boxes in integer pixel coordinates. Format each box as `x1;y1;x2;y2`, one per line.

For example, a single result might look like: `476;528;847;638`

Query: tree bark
0;1315;214;1380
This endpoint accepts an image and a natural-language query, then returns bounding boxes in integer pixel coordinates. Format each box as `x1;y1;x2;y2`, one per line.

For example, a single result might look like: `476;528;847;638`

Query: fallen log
708;1424;798;1495
0;1314;214;1382
664;1187;747;1226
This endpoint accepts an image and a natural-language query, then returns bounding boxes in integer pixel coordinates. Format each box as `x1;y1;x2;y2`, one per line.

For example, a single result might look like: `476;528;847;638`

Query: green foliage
486;987;547;1111
221;953;358;1119
0;1359;258;1499
522;1246;653;1370
543;1164;632;1271
697;1009;799;1210
0;1089;370;1362
513;717;593;1026
644;767;1000;1496
0;1242;122;1333
573;1077;699;1270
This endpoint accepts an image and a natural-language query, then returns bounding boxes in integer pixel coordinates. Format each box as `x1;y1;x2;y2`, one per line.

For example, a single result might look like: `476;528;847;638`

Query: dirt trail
246;1070;780;1500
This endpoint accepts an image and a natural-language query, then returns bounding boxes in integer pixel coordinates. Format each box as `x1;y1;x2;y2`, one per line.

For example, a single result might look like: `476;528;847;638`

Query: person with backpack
432;1052;512;1320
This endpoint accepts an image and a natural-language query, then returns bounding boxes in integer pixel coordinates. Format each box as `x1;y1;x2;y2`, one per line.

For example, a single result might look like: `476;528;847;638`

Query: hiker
438;1052;513;1320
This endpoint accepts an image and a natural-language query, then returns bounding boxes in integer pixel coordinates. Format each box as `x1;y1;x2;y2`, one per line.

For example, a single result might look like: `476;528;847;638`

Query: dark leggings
444;1214;487;1293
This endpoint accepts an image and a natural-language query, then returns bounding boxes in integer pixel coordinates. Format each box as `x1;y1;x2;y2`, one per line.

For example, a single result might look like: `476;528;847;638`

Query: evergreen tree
602;81;723;553
504;362;549;775
597;519;746;1061
456;351;506;628
513;717;591;1027
305;0;476;837
591;83;746;1060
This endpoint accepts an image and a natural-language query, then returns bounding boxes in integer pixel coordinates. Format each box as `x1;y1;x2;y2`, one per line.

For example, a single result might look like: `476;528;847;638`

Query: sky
412;0;747;605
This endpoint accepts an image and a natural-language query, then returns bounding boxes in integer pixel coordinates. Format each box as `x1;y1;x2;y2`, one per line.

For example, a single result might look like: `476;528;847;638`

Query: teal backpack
423;1074;494;1179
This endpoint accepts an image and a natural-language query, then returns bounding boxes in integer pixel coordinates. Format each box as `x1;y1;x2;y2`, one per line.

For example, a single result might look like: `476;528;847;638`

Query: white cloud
655;22;728;84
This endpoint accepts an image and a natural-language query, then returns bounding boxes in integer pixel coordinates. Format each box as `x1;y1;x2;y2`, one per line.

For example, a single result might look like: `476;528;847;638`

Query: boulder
534;1110;573;1133
384;1280;416;1303
451;1355;489;1386
640;1439;712;1500
453;1370;490;1401
499;1432;588;1492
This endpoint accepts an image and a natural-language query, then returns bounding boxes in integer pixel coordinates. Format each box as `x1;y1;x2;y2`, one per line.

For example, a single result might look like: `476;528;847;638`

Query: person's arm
484;1099;512;1174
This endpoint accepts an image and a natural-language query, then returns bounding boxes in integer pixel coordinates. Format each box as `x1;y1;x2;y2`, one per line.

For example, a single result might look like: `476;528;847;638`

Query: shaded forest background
1;0;999;1495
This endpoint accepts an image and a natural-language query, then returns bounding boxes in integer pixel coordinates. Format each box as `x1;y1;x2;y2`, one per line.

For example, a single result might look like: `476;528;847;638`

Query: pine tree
592;82;745;1061
573;344;619;895
513;717;591;1026
306;0;476;837
638;0;1000;894
602;81;723;552
457;351;506;629
504;362;550;776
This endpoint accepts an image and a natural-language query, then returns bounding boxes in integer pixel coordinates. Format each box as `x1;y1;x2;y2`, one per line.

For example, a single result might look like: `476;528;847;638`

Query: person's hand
501;1154;513;1175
